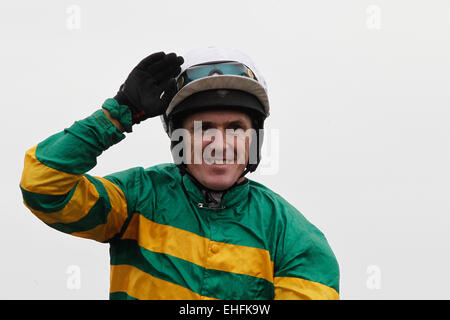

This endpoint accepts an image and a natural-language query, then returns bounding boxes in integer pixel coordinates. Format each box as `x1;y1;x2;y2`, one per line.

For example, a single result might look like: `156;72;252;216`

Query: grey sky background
1;0;449;299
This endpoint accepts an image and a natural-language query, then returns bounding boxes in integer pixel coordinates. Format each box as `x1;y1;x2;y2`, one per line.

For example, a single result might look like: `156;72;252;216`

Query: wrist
103;109;125;132
101;98;133;133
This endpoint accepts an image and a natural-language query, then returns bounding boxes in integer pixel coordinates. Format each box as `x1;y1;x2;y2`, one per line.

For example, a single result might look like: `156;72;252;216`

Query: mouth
204;157;235;165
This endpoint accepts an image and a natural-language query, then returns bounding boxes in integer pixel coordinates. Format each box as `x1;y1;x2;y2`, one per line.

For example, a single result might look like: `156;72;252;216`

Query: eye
202;124;212;130
226;129;245;139
228;124;244;130
192;123;211;133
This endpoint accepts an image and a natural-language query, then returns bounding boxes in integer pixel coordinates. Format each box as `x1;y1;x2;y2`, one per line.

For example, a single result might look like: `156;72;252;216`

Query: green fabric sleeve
36;103;126;175
20;101;141;243
101;98;133;133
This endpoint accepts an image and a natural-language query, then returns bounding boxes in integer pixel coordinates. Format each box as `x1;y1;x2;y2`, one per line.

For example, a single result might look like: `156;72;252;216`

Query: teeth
205;158;234;164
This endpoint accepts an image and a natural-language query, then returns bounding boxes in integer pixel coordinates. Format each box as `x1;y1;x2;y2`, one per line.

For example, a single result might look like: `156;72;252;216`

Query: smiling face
181;108;254;191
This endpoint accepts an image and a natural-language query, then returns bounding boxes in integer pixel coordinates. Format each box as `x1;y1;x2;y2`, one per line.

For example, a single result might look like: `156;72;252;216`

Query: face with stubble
180;109;254;191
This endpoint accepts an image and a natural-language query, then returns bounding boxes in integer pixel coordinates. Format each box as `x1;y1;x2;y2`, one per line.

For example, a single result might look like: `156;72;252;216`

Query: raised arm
19;51;183;243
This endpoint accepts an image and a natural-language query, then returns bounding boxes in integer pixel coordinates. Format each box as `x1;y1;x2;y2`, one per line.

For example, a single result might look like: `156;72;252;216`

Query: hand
114;51;184;125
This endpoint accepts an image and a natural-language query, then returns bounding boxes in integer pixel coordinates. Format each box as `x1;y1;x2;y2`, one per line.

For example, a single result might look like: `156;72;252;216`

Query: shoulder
102;163;180;193
143;162;179;174
142;163;181;186
247;178;326;250
247;179;312;229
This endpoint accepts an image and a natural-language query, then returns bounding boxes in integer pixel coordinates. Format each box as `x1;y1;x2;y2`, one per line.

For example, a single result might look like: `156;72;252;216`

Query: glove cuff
101;98;133;133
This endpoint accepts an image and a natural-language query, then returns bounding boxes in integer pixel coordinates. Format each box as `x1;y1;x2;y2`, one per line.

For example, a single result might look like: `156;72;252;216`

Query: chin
189;164;243;191
202;171;236;191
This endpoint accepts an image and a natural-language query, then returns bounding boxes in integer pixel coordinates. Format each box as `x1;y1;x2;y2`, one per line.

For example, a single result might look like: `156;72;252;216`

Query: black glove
114;51;184;125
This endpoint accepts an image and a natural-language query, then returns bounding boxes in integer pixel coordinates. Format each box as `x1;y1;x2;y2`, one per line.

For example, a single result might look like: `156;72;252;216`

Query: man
20;47;340;300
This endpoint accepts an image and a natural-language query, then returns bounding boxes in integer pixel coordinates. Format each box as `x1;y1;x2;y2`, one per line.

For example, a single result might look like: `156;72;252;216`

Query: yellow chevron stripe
70;177;128;242
274;276;339;300
21;174;127;238
22;177;99;225
21;144;128;241
21;145;80;195
110;264;217;300
121;213;274;283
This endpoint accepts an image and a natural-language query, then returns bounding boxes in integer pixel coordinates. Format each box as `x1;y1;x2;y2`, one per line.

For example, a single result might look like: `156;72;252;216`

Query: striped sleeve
20;106;136;243
273;209;340;300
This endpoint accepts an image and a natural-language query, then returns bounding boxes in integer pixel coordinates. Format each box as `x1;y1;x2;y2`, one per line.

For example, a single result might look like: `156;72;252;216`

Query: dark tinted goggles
176;61;258;90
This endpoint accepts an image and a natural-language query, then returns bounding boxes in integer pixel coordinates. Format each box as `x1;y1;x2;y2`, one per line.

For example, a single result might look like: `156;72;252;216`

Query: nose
208;129;233;160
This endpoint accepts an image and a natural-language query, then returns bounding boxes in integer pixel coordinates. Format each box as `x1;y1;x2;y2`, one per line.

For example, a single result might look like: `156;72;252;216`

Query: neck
178;165;249;209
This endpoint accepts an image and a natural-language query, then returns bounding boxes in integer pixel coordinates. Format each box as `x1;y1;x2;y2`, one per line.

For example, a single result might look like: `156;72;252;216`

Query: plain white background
1;0;450;299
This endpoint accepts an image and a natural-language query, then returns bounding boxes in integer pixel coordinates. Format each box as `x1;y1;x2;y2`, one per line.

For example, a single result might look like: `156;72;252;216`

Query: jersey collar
181;172;250;210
